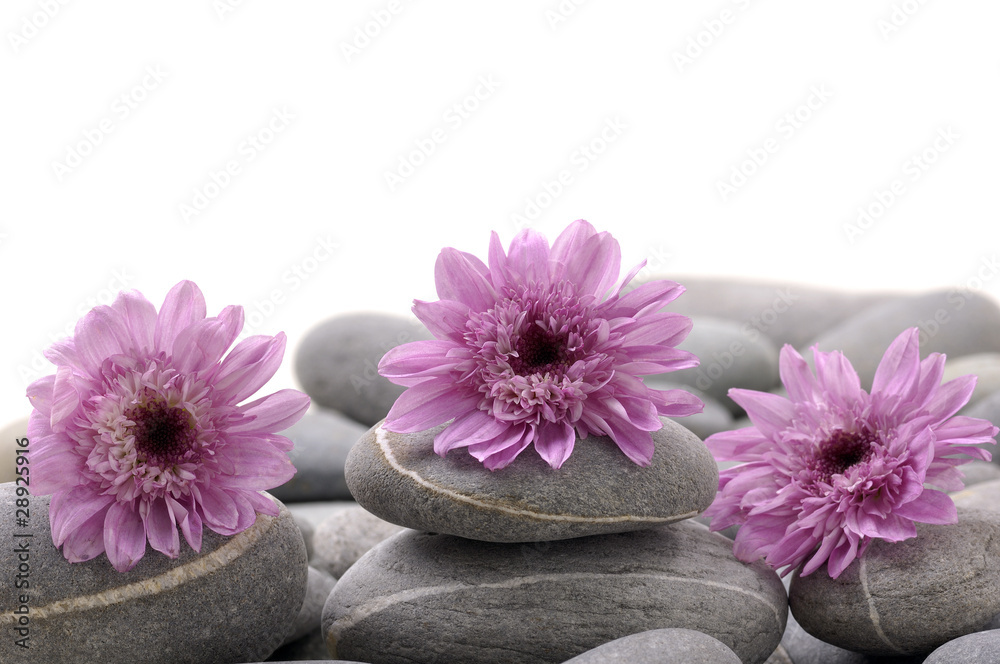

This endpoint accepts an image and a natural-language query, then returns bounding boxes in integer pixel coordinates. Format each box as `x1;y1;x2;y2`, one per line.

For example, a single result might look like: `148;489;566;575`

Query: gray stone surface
272;409;369;502
312;503;406;578
645;276;896;349
0;415;28;484
957;460;1000;489
346;418;718;542
294;312;433;426
323;521;787;664
292;511;316;561
282;566;338;644
803;290;1000;390
789;507;1000;657
963;391;1000;462
951;478;1000;512
0;483;308;663
662;316;781;414
945;353;1000;408
562;628;742;663
924;628;1000;663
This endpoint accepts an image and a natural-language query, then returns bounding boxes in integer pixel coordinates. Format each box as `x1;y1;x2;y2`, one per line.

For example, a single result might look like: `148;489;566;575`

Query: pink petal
612;311;692;347
154;280;207;355
606;418;656;466
892;489;957;525
104;501;148;572
49;366;82;432
533;421;576;469
412;299;470;342
812;348;864;410
871;328;921;398
383;379;479;432
476;428;534;470
49;487;116;546
25;374;56;418
171;495;203;552
486;231;509;287
379;340;461;385
110;289;157;354
230;389;310;434
602;280;685;319
73;306;132;377
212;333;286;404
143;498;180;558
197;484;239;532
43;337;81;369
548;219;597;282
211;436;297;488
778;345;821;403
553;225;621;299
924;374;976;421
60;508;108;563
433;410;512;455
650;388;704;417
825;535;861;579
506;228;550;285
727;389;796;439
434;248;496;313
170;305;244;374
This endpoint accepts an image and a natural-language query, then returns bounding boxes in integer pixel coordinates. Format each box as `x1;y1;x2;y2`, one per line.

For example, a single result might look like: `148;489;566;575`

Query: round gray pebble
281;566;338;644
272;408;370;502
562;627;742;663
346;418;718;542
311;504;406;578
323;521;786;664
294;312;433;426
924;628;1000;663
0;484;308;663
944;352;1000;408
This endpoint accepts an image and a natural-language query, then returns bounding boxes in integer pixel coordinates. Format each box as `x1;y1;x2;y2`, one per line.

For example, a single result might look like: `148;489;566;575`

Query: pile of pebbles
6;280;1000;662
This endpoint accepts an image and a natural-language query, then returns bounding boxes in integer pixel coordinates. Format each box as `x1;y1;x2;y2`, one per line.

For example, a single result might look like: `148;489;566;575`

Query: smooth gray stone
0;483;308;663
272;409;369;502
770;603;924;664
956;460;1000;489
651;381;734;439
962;391;1000;462
346;418;718;542
312;504;405;578
803;290;1000;390
562;627;742;663
288;501;357;529
924;628;1000;663
323;522;787;664
945;353;1000;408
646;276;897;350
294;312;433;426
292;511;316;561
282;567;338;644
951;478;1000;512
661;316;780;414
789;507;1000;657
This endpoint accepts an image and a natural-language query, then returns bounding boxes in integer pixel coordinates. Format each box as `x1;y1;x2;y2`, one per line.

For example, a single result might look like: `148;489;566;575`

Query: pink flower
26;281;309;572
704;328;997;579
378;219;703;470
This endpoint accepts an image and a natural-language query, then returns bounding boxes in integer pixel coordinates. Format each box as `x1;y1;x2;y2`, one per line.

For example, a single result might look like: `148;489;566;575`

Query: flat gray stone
924;628;1000;663
312;504;406;578
282;566;338;644
272;409;369;502
803;290;1000;390
563;628;742;663
789;507;1000;657
0;483;308;663
646;276;897;349
945;353;1000;408
323;521;787;664
956;461;1000;489
345;418;718;542
952;478;1000;512
294;312;433;426
292;511;316;560
663;316;780;414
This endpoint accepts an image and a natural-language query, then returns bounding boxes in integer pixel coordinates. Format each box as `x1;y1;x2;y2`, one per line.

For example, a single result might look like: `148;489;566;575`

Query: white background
2;0;999;425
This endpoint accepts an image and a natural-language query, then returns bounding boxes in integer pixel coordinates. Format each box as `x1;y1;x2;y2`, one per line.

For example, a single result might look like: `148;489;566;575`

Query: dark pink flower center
126;401;198;467
511;325;566;374
814;429;876;482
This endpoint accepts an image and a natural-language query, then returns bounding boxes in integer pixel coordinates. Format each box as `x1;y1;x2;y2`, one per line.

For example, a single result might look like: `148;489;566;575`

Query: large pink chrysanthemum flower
704;327;997;579
26;281;309;572
378;219;703;470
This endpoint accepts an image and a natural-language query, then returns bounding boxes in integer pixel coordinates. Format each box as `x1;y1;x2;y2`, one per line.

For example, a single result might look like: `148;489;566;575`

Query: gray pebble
292;511;316;561
294;312;433;426
951;478;1000;512
323;521;787;664
346;418;718;542
0;484;308;663
562;627;742;663
280;566;338;644
312;504;405;578
956;460;1000;489
272;409;370;502
803;290;1000;390
664;316;780;414
945;353;1000;409
647;276;896;349
924;628;1000;663
789;507;1000;657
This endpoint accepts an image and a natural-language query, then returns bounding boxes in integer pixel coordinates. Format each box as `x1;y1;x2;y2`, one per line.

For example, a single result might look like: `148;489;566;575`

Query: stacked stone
321;418;788;664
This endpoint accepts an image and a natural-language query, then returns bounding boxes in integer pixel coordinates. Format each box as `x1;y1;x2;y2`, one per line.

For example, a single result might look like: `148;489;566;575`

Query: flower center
512;325;565;374
126;401;198;467
814;428;875;482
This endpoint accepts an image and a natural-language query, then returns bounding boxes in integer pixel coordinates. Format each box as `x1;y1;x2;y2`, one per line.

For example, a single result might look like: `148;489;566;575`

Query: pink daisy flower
704;327;997;579
26;281;310;572
378;219;703;470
